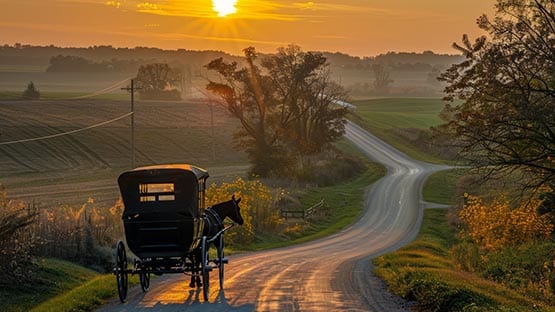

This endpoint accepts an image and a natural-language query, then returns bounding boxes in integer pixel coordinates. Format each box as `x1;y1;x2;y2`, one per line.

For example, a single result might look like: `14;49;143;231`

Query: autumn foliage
206;177;284;246
459;194;553;250
0;185;38;283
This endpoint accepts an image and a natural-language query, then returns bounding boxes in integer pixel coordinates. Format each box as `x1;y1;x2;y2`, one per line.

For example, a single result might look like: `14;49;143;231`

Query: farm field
352;97;450;163
1;96;451;207
0;98;247;207
353;97;445;129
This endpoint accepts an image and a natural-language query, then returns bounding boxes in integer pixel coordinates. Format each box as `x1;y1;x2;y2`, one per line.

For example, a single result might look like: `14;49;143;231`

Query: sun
212;0;238;17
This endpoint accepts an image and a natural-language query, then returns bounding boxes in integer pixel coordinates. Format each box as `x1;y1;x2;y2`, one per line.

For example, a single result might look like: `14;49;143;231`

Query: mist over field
0;45;461;206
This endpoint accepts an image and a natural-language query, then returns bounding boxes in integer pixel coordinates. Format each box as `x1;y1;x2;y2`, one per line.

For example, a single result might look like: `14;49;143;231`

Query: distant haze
1;0;495;57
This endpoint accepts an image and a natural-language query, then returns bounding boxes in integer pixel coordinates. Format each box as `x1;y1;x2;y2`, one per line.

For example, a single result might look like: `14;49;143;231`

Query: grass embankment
373;169;551;311
0;259;104;312
0;259;137;312
351;97;450;164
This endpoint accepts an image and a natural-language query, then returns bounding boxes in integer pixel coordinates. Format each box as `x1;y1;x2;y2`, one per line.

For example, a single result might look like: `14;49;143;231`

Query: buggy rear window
139;183;175;202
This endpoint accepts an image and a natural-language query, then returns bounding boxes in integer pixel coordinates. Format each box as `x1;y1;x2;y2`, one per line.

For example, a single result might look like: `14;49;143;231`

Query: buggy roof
130;164;209;180
117;164;209;217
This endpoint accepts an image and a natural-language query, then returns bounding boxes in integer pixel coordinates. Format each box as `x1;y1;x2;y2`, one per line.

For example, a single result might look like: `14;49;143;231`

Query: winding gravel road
97;120;449;311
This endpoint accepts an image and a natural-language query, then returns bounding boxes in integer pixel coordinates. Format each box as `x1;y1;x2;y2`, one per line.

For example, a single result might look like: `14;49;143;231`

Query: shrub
206;177;284;246
33;198;123;272
0;184;38;284
459;194;553;250
291;149;366;186
22;81;40;99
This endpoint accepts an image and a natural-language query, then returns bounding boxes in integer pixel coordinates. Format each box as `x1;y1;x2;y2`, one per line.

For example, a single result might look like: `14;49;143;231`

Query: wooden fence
280;199;324;220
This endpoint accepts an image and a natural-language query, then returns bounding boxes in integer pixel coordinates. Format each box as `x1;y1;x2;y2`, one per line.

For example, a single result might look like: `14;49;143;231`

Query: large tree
438;0;555;192
205;45;348;176
135;63;181;100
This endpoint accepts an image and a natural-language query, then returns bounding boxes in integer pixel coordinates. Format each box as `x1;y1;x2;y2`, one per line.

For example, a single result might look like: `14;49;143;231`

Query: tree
206;45;348;176
372;63;393;94
135;63;181;100
438;0;555;193
22;81;40;99
261;45;348;155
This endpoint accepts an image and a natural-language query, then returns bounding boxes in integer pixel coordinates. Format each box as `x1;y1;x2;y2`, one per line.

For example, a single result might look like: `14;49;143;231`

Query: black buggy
113;164;243;303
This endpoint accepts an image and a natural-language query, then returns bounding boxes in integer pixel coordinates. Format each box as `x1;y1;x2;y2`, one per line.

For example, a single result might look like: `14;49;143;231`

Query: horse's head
230;195;244;225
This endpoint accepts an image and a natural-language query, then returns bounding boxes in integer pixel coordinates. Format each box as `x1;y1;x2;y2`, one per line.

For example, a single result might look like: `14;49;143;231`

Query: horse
189;195;244;287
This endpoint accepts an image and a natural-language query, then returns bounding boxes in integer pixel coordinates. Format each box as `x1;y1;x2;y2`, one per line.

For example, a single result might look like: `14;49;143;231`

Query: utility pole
121;79;141;169
209;100;216;161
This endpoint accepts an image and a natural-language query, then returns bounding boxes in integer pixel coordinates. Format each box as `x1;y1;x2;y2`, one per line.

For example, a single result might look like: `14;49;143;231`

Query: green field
351;97;452;164
353;98;445;129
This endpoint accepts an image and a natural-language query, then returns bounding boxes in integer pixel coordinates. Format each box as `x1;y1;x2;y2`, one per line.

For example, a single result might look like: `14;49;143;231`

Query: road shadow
138;289;255;312
101;288;255;311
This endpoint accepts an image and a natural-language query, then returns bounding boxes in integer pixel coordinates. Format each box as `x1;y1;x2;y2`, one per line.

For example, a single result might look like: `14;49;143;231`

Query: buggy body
118;164;208;259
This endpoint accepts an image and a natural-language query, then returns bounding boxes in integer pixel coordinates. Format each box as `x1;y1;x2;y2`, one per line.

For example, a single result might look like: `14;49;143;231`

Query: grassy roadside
373;209;547;312
0;259;135;312
373;169;553;312
0;259;98;312
29;275;138;312
243;161;386;251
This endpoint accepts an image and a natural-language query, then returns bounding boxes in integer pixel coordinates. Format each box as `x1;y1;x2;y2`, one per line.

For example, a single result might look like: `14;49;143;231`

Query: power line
67;77;132;99
0;112;133;146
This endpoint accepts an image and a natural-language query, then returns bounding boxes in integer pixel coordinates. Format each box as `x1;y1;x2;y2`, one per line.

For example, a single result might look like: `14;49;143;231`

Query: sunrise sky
0;0;495;57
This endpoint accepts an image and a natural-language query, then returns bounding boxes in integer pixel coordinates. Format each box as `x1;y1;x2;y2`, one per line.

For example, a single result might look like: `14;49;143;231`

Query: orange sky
0;0;495;57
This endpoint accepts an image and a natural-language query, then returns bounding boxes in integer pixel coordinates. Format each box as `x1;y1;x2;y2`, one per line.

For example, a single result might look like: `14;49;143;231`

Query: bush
291;149;366;186
33;198;123;272
459;194;553;250
0;184;38;285
206;177;284;245
22;81;40;100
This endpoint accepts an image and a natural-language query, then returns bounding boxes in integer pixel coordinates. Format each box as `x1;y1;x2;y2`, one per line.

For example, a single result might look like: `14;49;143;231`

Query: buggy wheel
218;235;225;289
134;259;150;292
140;269;150;292
115;241;128;303
201;236;210;302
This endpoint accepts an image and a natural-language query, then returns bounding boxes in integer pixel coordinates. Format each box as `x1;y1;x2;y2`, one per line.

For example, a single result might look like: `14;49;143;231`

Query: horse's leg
189;255;196;288
194;252;202;287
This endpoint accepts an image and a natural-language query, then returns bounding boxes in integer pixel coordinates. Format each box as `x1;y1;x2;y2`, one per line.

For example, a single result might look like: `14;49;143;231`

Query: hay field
0;98;247;207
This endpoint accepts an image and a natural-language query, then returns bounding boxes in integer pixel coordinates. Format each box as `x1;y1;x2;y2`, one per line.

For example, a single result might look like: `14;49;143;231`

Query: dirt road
97;120;449;311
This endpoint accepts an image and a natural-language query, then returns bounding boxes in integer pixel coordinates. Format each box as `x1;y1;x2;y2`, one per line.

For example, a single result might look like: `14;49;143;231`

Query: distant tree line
1;44;238;71
2;44;462;74
46;55;143;73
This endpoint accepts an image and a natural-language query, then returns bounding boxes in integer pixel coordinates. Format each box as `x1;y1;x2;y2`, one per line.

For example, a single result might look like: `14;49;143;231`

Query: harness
205;208;224;234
